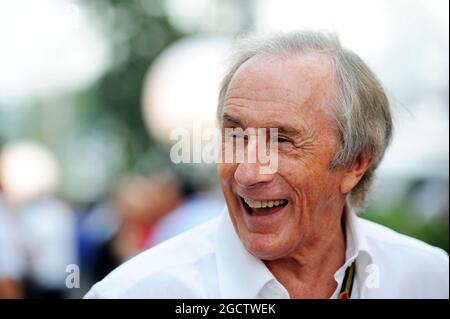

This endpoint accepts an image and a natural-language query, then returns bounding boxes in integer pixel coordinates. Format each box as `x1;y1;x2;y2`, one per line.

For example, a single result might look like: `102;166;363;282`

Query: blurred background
0;0;448;298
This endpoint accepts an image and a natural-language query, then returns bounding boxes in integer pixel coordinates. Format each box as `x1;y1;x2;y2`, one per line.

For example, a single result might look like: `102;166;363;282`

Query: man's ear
339;153;373;195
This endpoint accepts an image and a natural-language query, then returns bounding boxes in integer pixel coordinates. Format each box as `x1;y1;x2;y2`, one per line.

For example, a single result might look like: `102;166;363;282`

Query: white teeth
243;198;287;209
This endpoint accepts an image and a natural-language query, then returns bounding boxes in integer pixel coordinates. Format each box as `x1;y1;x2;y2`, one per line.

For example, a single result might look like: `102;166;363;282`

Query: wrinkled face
218;53;349;260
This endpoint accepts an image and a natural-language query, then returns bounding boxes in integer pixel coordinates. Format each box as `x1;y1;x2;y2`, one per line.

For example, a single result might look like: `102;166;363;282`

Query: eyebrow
222;113;243;127
222;112;306;138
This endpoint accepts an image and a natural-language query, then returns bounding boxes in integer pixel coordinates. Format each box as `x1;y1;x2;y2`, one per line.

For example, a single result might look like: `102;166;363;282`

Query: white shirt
84;207;449;299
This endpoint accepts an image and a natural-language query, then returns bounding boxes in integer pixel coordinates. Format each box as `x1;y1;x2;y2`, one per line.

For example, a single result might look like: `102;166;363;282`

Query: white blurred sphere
0;141;60;205
142;36;231;144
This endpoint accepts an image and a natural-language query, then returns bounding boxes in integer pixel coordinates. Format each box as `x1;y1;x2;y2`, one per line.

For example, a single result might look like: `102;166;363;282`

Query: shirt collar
214;205;373;298
344;205;372;262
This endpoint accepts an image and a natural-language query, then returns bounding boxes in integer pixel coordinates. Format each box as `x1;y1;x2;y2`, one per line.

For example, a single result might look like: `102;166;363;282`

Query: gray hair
217;30;393;212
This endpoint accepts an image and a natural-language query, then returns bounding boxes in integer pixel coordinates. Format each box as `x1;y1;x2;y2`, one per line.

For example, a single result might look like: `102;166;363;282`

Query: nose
234;142;275;188
234;161;275;188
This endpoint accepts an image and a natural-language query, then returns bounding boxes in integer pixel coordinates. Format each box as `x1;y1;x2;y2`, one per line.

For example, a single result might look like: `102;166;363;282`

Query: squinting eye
277;136;291;143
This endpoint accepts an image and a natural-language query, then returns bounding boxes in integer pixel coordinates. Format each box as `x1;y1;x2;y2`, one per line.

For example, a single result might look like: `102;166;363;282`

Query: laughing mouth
240;196;288;216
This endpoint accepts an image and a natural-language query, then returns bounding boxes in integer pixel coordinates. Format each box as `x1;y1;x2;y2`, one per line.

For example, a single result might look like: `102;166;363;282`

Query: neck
264;207;347;299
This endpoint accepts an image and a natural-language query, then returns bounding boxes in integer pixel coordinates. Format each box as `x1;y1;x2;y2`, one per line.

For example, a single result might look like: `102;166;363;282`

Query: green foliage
82;0;186;170
362;201;449;252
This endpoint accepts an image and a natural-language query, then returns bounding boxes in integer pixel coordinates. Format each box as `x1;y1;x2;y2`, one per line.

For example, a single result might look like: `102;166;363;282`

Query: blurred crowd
0;143;224;298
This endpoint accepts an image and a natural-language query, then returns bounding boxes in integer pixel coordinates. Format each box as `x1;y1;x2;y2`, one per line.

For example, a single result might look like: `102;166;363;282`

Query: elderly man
85;31;449;299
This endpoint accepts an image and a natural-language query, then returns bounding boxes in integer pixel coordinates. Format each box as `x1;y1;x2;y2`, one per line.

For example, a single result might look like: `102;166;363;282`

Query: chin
240;231;296;261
